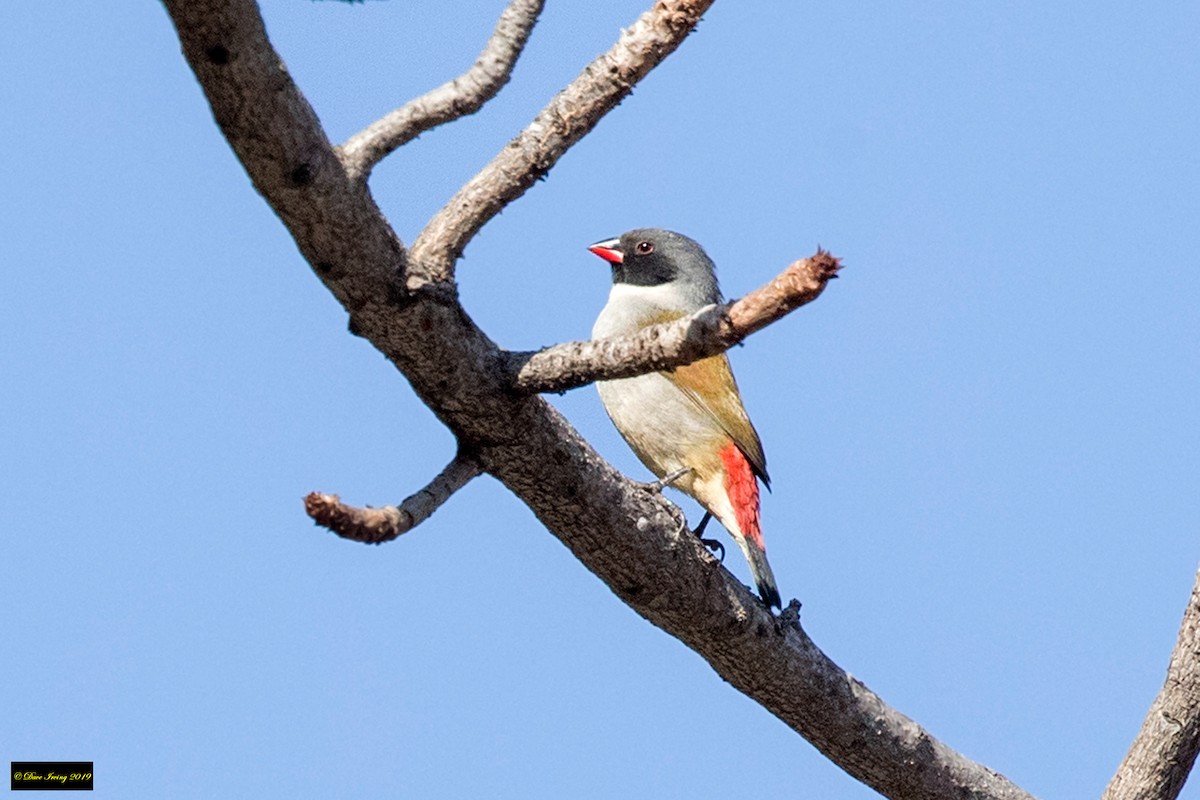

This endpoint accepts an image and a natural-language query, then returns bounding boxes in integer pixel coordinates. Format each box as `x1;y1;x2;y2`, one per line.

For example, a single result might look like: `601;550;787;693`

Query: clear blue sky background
3;2;1198;798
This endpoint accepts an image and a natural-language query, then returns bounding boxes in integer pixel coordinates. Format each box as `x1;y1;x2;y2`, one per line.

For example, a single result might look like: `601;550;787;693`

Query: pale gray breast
596;373;724;480
592;281;727;478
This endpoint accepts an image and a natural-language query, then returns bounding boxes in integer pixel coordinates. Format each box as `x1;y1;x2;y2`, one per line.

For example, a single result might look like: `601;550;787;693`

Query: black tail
744;542;781;609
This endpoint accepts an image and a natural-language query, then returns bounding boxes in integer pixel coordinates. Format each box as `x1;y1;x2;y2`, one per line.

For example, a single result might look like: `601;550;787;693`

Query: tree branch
506;249;841;394
408;0;716;283
164;2;1038;797
339;0;545;181
752;601;1035;800
481;436;1037;800
305;453;482;543
161;0;409;316
1104;564;1200;800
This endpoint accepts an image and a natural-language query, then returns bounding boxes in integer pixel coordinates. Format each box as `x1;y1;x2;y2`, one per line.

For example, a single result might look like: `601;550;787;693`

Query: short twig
305;454;482;543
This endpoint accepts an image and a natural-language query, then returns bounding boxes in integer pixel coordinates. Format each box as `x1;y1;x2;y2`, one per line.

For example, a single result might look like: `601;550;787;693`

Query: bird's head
588;228;721;307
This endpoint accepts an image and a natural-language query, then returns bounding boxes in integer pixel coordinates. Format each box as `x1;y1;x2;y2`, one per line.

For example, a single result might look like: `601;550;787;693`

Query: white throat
592;282;695;338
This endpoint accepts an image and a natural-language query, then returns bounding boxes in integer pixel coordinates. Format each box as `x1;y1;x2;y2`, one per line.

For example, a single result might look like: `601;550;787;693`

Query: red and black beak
587;237;623;264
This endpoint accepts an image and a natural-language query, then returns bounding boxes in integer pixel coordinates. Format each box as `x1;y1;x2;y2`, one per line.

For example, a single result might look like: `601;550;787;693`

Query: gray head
588;228;722;305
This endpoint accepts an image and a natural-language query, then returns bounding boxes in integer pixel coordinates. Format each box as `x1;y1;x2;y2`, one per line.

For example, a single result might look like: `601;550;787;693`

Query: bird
588;228;781;608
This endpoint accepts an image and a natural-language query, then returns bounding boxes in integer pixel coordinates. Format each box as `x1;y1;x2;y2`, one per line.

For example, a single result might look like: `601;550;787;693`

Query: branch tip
341;0;545;178
304;455;483;544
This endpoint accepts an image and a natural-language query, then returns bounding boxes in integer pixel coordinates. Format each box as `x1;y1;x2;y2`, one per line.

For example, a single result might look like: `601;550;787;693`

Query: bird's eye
635;241;654;255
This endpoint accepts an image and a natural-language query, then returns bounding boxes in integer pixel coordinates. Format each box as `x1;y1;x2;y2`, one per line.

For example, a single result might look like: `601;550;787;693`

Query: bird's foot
699;537;725;561
692;512;725;561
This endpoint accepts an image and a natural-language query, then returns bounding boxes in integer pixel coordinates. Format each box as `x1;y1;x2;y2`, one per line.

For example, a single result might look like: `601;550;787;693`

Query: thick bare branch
164;2;1036;797
482;437;1036;800
409;0;716;283
305;454;482;543
161;0;409;314
1104;564;1200;800
507;250;840;394
340;0;545;180
748;601;1035;800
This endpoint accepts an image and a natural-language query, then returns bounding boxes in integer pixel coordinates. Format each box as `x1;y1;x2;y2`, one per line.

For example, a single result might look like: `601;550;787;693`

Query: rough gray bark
1104;566;1200;800
158;1;1190;798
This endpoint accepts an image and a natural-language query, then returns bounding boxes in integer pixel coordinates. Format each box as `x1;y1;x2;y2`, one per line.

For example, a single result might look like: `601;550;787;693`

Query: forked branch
507;249;841;394
340;0;545;180
1104;564;1200;800
163;2;1048;797
306;453;482;543
409;0;716;282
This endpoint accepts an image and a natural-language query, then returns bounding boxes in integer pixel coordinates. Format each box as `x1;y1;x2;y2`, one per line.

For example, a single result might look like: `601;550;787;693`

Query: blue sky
3;2;1198;798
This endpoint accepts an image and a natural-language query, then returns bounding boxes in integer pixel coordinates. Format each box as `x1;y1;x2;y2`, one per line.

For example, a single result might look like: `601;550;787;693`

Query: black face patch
611;231;680;287
595;228;721;304
612;250;677;287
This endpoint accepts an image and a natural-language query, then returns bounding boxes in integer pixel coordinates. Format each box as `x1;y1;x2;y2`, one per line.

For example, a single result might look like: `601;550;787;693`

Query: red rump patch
719;441;764;550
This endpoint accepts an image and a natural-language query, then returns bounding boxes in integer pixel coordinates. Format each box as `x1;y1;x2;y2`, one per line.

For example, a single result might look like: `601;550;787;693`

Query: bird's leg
638;470;690;536
645;469;725;560
637;467;690;496
641;468;722;560
692;512;724;561
653;467;691;490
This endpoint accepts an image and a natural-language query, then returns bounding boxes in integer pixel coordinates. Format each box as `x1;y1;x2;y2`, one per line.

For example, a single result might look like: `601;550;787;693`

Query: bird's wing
665;354;770;487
